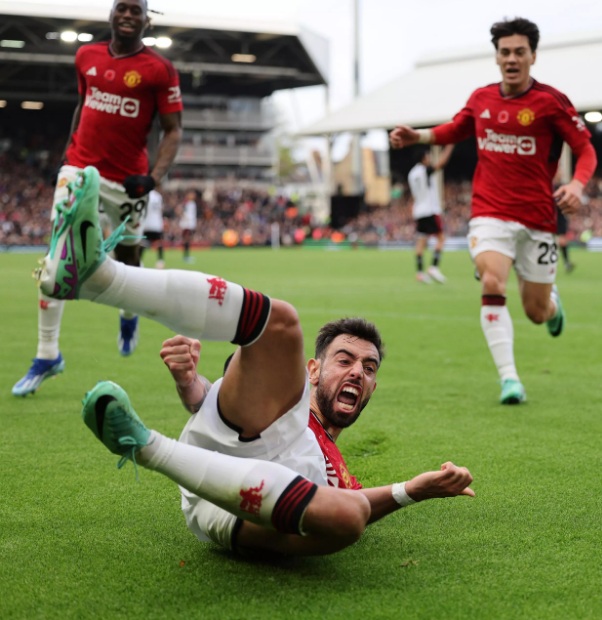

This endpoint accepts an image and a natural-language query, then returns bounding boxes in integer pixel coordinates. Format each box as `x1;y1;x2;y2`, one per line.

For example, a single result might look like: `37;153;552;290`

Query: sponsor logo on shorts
84;87;140;118
58;177;68;188
123;70;142;88
477;129;536;155
517;108;535;126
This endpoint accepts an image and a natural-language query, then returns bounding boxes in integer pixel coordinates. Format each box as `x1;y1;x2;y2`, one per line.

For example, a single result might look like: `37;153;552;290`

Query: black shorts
415;214;443;236
556;209;568;235
143;231;163;242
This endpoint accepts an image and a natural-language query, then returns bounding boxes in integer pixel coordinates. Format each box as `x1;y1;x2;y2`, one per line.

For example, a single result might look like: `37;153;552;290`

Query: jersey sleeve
155;60;183;115
74;47;87;96
432;92;477;144
551;94;597;185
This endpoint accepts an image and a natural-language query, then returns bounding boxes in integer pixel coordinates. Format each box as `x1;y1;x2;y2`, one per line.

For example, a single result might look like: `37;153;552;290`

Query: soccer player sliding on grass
36;166;474;556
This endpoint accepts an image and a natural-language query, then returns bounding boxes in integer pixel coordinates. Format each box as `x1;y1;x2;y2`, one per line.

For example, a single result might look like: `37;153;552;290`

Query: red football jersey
309;411;362;490
65;42;183;183
432;80;593;232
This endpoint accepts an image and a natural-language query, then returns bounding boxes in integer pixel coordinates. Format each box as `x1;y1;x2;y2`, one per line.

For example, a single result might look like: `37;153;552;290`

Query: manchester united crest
517;108;535;126
123;70;142;88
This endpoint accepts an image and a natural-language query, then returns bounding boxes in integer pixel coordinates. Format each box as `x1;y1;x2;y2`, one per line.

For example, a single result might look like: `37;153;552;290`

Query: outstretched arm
361;461;474;524
389;125;433;148
160;335;212;414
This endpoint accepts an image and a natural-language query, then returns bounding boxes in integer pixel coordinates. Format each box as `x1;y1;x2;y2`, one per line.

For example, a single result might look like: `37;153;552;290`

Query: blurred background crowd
2;144;602;249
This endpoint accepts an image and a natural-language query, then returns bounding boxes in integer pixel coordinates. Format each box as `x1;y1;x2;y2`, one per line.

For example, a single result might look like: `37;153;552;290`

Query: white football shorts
178;376;327;549
54;165;148;246
468;217;558;284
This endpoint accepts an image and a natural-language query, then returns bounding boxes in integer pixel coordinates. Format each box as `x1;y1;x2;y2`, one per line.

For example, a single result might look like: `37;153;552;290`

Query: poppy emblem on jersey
497;110;509;123
123;70;142;88
104;69;115;82
517;108;535;126
239;480;265;516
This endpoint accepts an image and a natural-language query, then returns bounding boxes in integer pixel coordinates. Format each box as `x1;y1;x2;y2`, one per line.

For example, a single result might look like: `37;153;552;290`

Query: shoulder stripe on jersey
142;46;178;79
532;81;573;109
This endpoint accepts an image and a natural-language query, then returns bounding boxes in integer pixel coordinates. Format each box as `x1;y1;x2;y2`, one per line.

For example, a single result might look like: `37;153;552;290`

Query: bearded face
314;372;372;428
310;334;379;431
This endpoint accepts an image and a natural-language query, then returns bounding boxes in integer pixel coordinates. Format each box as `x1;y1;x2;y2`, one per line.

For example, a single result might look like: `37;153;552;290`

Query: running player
407;145;454;283
13;0;183;395
390;17;597;405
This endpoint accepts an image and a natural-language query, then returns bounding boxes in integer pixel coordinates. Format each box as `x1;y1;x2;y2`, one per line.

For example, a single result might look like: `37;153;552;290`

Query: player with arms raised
13;0;183;396
390;17;597;405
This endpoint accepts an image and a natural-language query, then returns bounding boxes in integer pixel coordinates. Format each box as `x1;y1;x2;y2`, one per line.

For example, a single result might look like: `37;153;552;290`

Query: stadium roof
0;2;328;102
298;31;602;135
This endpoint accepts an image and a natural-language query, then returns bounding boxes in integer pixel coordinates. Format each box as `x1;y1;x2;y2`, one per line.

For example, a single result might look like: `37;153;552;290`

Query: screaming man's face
310;334;379;429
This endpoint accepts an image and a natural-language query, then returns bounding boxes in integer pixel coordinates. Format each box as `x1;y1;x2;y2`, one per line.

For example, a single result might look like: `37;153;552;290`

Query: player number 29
119;200;147;222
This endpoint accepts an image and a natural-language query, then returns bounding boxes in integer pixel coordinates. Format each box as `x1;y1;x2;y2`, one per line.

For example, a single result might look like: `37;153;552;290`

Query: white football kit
178;377;327;549
143;189;164;234
407;163;442;220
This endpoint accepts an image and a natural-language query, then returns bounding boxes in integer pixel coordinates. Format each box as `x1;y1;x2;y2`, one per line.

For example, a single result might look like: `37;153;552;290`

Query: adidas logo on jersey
86;66;97;76
480;109;491;119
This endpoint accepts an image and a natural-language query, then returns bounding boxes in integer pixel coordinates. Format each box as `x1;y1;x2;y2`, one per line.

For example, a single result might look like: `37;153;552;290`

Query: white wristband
391;482;417;507
416;129;433;144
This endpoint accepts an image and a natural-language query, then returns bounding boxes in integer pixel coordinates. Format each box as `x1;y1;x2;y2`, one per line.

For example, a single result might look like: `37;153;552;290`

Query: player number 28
537;241;558;265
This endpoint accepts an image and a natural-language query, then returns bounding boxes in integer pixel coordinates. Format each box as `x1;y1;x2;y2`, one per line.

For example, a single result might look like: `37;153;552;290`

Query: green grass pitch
1;247;601;619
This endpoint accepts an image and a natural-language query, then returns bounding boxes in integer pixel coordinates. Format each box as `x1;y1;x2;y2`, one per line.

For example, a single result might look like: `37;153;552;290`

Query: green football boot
82;381;151;469
500;378;527;405
35;166;105;299
546;285;565;337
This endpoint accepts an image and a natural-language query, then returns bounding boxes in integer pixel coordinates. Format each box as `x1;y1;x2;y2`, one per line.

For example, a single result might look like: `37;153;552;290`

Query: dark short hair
490;17;540;52
413;146;430;165
315;318;385;366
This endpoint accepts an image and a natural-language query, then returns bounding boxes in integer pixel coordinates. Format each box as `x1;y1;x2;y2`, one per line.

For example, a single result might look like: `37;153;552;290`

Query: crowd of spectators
2;153;602;249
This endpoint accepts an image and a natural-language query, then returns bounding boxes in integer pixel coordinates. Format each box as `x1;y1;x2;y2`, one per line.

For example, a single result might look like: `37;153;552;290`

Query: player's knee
323;491;370;546
266;300;302;342
340;494;371;541
524;303;548;324
480;271;506;295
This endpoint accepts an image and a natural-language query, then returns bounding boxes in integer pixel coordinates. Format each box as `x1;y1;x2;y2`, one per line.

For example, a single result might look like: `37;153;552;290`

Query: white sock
80;259;268;344
481;303;518;381
36;293;65;359
140;431;316;533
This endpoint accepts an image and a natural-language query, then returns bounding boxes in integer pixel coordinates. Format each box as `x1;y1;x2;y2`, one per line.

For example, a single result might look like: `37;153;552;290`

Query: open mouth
337;385;361;412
